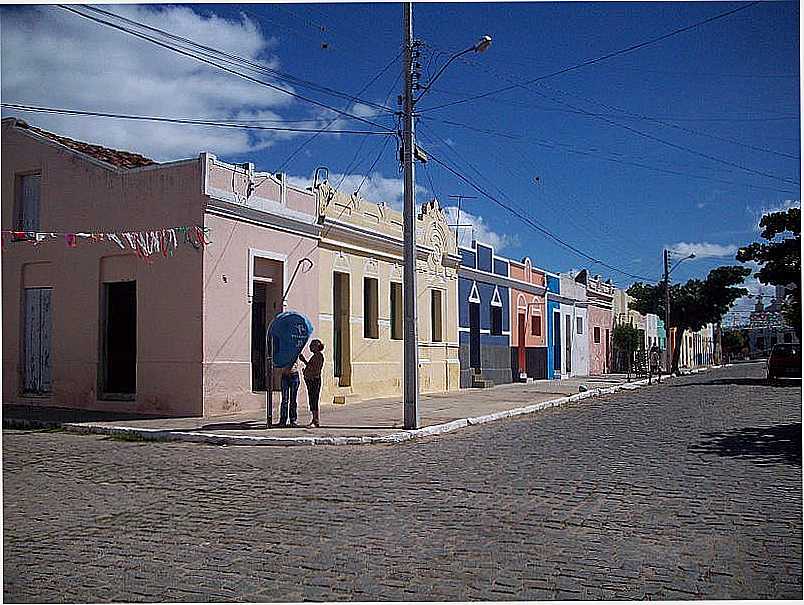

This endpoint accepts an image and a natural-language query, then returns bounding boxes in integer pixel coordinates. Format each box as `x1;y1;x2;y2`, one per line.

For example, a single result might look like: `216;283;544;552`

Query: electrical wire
426;87;798;122
58;5;393;132
420;1;760;112
419;124;652;273
75;5;395;116
426;48;800;187
355;134;396;197
273;51;402;173
0;103;393;135
539;82;800;160
424;148;654;281
525;134;799;195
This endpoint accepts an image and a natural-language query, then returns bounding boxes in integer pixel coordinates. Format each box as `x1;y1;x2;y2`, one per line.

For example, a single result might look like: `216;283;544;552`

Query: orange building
508;256;548;380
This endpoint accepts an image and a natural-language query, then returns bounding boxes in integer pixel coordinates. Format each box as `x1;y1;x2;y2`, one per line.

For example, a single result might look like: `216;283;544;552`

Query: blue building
457;241;512;388
545;272;562;380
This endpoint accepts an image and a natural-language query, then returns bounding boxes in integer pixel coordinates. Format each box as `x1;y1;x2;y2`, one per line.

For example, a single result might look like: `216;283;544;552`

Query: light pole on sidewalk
401;2;491;429
663;249;695;373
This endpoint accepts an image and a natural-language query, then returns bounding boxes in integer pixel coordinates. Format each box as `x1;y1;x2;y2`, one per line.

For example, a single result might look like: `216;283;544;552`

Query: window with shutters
390;282;403;340
577;316;584;335
431;290;443;342
363;277;379;339
16;173;41;232
490;305;503;335
22;287;52;394
530;315;541;336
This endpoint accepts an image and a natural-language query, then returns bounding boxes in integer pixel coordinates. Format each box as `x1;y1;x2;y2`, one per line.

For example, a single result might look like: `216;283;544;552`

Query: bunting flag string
1;225;211;260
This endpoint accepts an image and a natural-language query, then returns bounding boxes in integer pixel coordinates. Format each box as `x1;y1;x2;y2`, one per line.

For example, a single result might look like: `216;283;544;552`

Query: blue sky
2;2;800;320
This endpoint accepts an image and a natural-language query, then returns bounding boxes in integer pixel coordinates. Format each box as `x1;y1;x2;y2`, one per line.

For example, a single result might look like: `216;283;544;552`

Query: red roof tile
11;118;157;169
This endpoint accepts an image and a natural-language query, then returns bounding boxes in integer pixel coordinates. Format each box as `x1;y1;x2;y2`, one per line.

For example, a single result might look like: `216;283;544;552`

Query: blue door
553;311;562;377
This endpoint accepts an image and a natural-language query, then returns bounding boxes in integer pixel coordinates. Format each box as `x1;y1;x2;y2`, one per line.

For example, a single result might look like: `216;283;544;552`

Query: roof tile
12;119;157;169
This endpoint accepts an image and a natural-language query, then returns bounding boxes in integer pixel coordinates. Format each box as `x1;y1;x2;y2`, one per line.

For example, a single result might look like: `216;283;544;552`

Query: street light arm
414;46;474;103
669;253;696;275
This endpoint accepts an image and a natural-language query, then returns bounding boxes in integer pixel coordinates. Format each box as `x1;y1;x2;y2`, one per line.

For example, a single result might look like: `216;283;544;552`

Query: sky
1;1;800;323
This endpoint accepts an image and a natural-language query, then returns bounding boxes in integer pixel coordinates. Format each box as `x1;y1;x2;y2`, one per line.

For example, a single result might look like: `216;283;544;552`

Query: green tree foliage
628;265;750;373
737;207;801;336
612;323;641;353
721;329;747;359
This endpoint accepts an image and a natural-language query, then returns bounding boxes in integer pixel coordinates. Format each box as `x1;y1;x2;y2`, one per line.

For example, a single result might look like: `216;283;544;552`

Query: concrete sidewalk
4;369;716;446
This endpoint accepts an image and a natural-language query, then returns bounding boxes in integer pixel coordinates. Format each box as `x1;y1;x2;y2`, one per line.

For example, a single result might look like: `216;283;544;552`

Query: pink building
575;270;614;375
508;256;548;380
2;118;320;417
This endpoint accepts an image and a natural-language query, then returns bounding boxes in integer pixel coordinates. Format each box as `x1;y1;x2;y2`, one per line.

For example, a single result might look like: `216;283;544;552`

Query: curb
5;367;719;447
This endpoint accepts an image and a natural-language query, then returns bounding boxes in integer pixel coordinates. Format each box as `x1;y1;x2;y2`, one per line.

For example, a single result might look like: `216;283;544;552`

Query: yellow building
312;180;460;405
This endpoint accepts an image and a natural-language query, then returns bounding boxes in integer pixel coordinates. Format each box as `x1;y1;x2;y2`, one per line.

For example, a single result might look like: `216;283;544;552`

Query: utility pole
402;2;419;430
663;249;671;374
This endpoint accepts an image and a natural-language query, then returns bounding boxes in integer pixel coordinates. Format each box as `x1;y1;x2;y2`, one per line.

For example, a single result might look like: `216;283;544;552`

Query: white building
558;274;589;377
645;313;659;349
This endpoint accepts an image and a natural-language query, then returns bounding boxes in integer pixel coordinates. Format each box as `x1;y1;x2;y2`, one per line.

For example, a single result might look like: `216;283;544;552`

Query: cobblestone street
4;362;802;602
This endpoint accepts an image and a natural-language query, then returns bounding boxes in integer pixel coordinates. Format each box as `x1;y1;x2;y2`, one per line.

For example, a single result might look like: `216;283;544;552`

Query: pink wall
2;122;205;416
588;305;612;375
509;260;546;348
201;160;320;416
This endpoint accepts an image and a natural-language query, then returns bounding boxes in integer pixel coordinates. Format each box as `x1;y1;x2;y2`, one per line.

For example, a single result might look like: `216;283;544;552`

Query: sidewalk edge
6;367;720;447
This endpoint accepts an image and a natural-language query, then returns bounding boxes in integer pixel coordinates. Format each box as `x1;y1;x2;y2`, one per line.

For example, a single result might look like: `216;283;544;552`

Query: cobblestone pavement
4;363;801;602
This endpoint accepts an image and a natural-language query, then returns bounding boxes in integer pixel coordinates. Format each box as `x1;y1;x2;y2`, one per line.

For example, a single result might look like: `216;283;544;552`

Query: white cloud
669;242;738;259
0;5;300;160
288;172;426;208
442;205;514;251
748;199;800;233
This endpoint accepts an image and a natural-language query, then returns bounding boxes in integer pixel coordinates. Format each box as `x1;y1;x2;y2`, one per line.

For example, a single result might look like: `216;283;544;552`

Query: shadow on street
691;422;802;467
196;421;396;431
672;377;802;388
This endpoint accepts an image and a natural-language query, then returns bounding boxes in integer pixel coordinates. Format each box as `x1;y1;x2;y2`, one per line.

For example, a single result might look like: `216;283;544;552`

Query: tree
612;323;641;373
737;207;801;336
628;265;750;374
721;329;747;360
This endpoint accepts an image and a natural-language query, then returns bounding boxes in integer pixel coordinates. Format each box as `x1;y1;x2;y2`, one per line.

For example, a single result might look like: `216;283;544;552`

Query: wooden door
517;313;526;375
102;281;136;395
469;302;481;369
553;311;561;374
23;287;52;393
565;314;572;374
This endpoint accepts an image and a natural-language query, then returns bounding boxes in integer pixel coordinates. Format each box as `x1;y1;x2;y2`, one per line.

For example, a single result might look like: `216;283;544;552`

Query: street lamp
401;2;491;429
414;35;493;101
662;250;696;374
669;253;696;275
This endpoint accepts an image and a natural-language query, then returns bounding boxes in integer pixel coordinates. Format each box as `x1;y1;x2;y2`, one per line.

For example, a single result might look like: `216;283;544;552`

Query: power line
274;51;402;172
420;123;653;272
539;82;799;160
355;135;396;197
420;1;760;112
0;103;393;135
525;133;800;196
425;149;654;281
76;5;396;116
418;116;521;140
58;5;392;132
427;51;801;187
426;88;798;122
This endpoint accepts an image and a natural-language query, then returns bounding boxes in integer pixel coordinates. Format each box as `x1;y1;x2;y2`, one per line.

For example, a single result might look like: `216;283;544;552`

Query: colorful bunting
1;225;210;260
